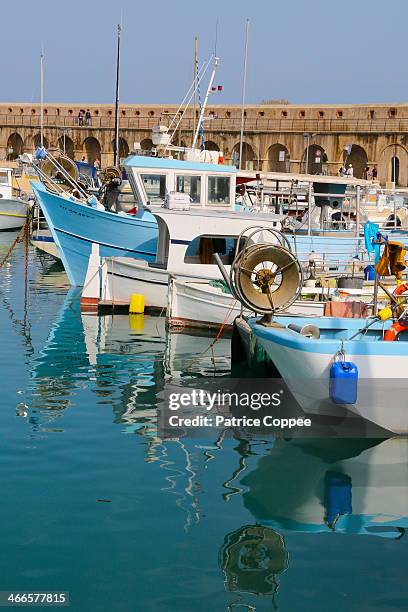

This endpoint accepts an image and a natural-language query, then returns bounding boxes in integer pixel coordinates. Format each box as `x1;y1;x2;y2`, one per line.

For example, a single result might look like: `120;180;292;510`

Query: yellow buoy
129;293;145;314
129;313;145;332
378;306;392;321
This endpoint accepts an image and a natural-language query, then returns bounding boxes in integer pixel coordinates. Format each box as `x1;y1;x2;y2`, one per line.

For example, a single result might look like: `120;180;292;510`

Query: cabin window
141;173;166;203
208;176;230;205
176;175;201;204
0;171;9;185
184;235;237;264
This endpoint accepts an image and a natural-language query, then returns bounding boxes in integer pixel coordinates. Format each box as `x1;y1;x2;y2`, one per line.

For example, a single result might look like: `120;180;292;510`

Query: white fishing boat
167;277;325;331
0;168;29;230
166;275;401;331
91;207;283;309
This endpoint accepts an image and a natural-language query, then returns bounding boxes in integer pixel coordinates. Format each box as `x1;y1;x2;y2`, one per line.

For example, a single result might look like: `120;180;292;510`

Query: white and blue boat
247;314;408;434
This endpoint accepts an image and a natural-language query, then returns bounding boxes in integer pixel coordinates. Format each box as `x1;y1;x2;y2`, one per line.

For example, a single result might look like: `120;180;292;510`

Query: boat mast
113;23;122;167
239;19;250;170
40;48;44;147
193;36;198;139
192;55;218;150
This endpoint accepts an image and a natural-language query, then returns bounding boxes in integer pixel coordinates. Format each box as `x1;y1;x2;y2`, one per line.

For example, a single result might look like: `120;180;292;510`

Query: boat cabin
148;205;282;277
123;155;237;210
0;168;13;199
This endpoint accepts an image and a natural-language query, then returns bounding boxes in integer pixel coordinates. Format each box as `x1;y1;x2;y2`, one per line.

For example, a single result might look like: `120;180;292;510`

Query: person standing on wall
85;109;91;127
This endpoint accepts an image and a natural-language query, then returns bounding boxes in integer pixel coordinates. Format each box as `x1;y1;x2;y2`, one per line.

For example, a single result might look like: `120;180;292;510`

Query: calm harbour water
0;232;407;612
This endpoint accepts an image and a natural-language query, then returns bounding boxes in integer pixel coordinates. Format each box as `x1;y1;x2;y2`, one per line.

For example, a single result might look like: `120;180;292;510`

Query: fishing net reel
39;150;79;193
99;166;122;187
230;227;303;315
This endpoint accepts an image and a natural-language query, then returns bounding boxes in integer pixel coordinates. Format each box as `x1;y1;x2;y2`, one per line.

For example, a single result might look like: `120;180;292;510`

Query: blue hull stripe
55;227;155;257
32;236;55;243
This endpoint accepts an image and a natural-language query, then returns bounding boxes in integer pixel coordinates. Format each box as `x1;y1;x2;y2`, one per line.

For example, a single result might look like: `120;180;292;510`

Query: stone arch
267;143;290;172
112;137;129;160
343;144;368;179
378;144;408;186
204;140;220;151
83;137;101;165
33;133;49;149
57;135;75;159
302;144;327;175
231;142;258;170
140;138;153;151
6;133;24;159
391;156;400;184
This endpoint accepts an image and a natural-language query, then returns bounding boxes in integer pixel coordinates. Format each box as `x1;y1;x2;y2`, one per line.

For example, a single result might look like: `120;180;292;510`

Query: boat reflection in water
241;437;408;538
219;524;289;610
29;289;167;429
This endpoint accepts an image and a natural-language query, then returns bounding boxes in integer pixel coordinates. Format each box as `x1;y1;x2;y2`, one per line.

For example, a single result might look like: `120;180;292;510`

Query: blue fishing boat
31;179;158;286
32;154;239;286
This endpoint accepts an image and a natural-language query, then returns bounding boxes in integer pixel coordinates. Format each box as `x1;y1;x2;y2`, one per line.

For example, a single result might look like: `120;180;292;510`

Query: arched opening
83;137;101;165
378;144;408;186
391;156;400;184
267;143;290;172
57;135;75;159
204;140;220;151
6;133;24;159
140;138;153;151
112;137;129;160
231;142;258;170
343;144;368;179
302;144;327;175
33;134;49;149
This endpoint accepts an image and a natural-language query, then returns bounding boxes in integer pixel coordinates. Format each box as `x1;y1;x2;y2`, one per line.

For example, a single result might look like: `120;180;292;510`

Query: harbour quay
1;101;408;184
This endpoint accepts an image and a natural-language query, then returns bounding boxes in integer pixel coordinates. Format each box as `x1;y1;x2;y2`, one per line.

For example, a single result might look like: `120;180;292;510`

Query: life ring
393;282;408;296
384;321;408;341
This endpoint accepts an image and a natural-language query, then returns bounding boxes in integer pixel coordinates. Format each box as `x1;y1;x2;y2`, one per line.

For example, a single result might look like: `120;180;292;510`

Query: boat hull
0;199;28;230
251;317;408;434
31;230;60;259
167;278;325;331
31;182;158;286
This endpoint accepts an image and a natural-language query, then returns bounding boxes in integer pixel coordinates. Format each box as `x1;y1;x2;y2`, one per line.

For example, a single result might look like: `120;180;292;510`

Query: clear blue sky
2;0;406;105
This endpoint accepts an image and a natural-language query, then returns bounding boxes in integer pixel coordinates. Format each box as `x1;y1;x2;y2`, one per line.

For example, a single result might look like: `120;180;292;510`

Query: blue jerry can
330;360;358;404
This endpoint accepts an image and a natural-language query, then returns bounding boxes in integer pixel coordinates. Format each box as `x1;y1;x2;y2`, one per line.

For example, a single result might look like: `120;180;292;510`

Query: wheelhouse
122;155;237;210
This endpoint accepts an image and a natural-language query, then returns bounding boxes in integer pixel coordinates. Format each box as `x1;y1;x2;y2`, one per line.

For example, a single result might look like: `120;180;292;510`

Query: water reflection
29;290;166;424
241;437;408;538
219;525;288;610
